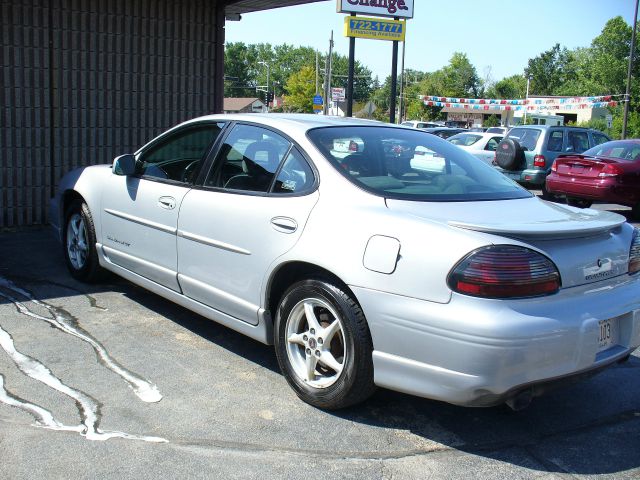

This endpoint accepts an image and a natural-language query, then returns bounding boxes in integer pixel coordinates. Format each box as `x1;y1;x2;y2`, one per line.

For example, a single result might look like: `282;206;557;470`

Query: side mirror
112;154;136;176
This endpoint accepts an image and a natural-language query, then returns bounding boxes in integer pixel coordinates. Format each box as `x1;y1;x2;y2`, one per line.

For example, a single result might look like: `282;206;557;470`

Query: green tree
483;115;500;127
525;43;576;96
485;74;527;99
283;66;316;113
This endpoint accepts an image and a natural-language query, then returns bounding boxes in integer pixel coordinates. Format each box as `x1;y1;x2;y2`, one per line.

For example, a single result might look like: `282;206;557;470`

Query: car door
100;122;225;291
475;136;502;164
177;123;319;325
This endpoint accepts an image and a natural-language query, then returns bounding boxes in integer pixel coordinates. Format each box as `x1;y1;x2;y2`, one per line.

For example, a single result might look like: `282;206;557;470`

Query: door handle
158;196;176;210
271;217;297;234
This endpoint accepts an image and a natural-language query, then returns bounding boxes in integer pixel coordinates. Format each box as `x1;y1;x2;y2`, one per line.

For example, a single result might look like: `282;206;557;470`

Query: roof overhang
225;0;329;15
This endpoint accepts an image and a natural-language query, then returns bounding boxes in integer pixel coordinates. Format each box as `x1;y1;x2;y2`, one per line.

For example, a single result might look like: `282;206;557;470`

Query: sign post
338;0;413;123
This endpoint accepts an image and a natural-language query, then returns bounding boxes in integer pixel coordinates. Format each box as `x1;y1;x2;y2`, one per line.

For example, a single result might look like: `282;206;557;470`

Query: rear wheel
274;278;375;410
63;200;105;282
566;197;593;209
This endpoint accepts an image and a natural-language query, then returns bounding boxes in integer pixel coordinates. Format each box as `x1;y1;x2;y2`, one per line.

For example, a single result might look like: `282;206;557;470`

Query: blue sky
226;0;636;85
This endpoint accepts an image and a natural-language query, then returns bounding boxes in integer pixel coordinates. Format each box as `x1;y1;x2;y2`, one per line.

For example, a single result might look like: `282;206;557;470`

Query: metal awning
225;0;328;15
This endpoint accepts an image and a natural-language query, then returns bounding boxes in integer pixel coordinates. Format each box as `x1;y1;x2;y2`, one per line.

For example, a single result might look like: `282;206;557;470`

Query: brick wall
1;0;222;227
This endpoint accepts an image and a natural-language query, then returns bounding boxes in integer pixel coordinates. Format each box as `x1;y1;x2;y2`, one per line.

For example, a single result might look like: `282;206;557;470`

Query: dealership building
1;0;323;228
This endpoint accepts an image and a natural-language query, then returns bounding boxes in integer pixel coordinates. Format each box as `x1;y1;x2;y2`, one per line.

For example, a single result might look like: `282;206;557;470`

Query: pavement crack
0;276;162;402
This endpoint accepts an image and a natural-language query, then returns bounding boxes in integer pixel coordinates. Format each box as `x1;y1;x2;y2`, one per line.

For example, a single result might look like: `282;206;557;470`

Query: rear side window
506;128;541;151
568;131;590;153
546;130;564;152
449;134;482;146
273;148;314;194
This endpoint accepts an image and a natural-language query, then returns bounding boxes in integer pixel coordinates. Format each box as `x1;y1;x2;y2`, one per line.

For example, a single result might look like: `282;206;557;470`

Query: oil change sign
337;0;414;19
344;16;406;41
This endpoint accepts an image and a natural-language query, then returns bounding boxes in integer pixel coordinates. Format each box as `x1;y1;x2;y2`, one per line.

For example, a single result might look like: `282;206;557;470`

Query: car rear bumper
351;274;640;406
546;175;637;206
495;167;547;185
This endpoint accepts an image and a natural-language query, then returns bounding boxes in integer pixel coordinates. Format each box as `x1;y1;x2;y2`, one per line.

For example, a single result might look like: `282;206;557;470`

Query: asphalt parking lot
0;199;638;479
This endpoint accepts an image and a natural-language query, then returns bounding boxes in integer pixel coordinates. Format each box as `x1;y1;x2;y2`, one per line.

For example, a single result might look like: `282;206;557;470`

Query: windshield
583;141;640;161
307;126;531;202
448;133;482;146
506;128;541;151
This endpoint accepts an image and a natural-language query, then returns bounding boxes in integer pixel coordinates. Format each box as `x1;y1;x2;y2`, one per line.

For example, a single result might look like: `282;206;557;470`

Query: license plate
597;318;618;351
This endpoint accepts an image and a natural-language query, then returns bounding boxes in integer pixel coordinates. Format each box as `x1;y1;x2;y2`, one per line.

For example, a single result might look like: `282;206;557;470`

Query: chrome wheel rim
66;213;89;270
285;298;346;389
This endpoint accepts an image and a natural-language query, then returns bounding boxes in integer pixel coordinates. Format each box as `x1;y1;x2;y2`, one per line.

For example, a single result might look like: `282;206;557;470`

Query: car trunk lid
553;154;619;179
385;197;631;288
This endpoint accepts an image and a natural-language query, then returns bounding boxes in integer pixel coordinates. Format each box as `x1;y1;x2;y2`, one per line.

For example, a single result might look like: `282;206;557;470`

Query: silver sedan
50;114;640;410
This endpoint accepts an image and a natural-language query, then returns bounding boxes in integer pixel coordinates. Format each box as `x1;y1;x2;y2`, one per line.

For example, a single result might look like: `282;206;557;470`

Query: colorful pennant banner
422;100;618;111
420;95;617;106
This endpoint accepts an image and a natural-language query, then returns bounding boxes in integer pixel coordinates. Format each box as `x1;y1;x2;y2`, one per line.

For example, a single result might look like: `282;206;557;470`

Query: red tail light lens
448;245;560;298
598;164;624;177
630;228;640;275
534;155;546;168
551;160;557;172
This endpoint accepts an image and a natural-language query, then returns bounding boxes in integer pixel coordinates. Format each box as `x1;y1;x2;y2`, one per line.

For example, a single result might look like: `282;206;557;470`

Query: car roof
183;113;388;134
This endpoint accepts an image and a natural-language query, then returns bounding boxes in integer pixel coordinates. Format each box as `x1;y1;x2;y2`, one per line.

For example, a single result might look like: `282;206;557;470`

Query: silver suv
493;125;610;196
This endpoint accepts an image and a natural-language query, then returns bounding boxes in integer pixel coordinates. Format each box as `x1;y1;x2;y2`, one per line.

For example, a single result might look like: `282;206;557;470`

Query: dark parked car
493;125;610;197
421;127;467;139
546;139;640;218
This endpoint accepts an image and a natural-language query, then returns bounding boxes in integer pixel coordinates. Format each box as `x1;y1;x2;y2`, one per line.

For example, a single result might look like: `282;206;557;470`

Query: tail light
630;228;640;274
598;164;624;177
551;160;557;172
534;155;546;168
448;245;561;298
492;152;497;165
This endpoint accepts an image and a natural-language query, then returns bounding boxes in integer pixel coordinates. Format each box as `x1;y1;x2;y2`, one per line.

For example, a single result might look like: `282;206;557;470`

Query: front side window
568;131;590;153
592;132;610;146
206;124;291;193
308;126;530;202
138;123;224;183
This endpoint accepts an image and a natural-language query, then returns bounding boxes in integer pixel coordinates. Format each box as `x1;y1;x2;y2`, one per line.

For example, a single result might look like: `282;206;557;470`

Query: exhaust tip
506;389;533;411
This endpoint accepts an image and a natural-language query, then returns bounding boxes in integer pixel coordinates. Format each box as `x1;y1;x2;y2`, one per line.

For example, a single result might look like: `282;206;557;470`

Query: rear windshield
307;126;531;202
448;133;482;146
583;141;640;161
506;128;541;151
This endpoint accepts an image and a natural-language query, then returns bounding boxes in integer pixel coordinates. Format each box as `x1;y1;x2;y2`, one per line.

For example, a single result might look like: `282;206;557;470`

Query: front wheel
63;200;105;282
274;279;375;409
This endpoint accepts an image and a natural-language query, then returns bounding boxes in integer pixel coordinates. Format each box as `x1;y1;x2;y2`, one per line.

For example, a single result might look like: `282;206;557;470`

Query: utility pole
523;75;531;125
623;0;639;139
315;51;319;95
323;31;334;116
259;61;270;113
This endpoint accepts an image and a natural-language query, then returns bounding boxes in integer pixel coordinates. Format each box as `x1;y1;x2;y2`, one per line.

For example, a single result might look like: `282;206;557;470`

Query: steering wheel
181;160;201;183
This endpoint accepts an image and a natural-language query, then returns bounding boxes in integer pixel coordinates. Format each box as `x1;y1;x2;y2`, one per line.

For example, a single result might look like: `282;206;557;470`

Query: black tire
495;138;525;170
540;181;559;201
632;202;640;220
566;197;593;209
274;278;375;410
62;199;106;282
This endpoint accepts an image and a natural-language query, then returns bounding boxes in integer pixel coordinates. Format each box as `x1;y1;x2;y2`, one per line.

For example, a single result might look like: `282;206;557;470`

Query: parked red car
546;139;640;219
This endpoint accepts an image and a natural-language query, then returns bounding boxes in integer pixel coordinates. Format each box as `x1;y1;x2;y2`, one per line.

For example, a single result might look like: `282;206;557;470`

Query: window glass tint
307;126;530;202
592;133;609;146
547;130;564;152
506;128;541;151
273;148;314;194
583;141;640;161
448;133;482;146
139;123;224;182
567;131;590;153
207;124;290;192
